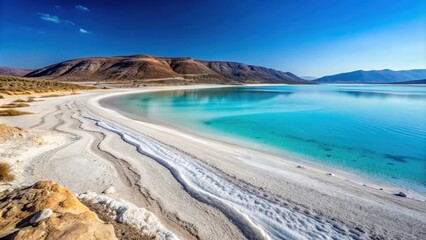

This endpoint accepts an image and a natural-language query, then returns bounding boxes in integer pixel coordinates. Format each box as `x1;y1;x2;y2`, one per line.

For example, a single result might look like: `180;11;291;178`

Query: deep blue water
111;85;426;192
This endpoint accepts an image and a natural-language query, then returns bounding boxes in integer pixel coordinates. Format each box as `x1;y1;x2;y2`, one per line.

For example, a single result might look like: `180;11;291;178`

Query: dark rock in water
387;162;394;165
324;148;332;151
326;154;332;157
395;192;407;197
384;154;407;162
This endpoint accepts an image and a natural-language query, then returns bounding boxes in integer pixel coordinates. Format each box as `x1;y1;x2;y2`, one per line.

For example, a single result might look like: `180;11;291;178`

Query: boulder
0;180;118;240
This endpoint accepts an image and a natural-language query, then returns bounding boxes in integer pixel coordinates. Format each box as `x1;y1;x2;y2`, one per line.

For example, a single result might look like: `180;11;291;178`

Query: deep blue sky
0;0;425;76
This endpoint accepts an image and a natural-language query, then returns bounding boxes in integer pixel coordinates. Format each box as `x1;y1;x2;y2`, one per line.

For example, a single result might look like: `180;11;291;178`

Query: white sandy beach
1;86;425;240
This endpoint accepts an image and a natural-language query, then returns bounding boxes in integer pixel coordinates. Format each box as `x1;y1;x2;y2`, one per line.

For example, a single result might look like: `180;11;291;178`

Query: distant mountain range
314;69;426;83
391;79;426;84
4;57;425;85
0;67;34;77
24;55;308;84
300;76;318;81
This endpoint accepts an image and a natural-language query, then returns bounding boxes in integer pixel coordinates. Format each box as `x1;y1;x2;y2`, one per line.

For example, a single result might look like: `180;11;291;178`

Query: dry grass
0;109;32;117
0;162;14;182
0;75;95;95
41;94;67;98
0;95;4;99
13;97;38;103
0;103;30;108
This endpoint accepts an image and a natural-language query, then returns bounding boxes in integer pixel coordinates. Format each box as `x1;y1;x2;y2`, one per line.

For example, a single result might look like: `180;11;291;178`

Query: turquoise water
109;85;426;192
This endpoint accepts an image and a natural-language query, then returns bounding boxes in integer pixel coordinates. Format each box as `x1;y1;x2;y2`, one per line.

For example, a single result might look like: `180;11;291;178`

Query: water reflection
338;90;426;100
139;87;294;105
112;85;426;192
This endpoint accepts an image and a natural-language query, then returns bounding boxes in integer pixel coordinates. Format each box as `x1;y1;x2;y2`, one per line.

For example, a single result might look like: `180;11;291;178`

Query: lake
108;85;426;193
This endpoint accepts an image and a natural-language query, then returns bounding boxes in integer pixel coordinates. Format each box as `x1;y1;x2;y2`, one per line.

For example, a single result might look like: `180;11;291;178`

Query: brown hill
0;67;34;77
26;54;308;84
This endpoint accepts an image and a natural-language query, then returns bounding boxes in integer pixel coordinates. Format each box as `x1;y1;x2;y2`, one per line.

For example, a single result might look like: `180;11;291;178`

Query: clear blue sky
0;0;425;77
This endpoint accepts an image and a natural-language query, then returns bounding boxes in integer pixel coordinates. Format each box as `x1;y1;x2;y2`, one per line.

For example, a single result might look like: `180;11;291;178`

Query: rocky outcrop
0;180;118;240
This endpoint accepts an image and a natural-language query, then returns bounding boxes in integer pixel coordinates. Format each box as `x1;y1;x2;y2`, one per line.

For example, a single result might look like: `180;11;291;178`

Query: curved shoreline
85;87;426;239
2;86;425;239
98;87;426;201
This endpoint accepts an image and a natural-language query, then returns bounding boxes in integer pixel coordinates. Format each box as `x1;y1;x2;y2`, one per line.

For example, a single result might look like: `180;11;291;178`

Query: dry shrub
0;162;14;181
0;75;94;95
0;109;32;117
13;98;36;103
41;94;66;98
0;103;30;108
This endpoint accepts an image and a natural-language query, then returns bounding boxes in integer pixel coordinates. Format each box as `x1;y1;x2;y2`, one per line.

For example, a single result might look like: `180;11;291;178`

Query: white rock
103;186;116;194
30;208;53;224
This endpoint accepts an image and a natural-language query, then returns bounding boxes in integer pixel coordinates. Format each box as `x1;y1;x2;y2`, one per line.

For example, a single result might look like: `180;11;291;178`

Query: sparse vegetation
41;94;67;98
0;75;95;95
0;95;4;99
0;162;14;182
13;97;39;103
13;97;38;103
0;103;30;108
0;109;32;117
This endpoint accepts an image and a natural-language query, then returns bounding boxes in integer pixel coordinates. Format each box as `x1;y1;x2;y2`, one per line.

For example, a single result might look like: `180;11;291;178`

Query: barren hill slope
0;67;34;77
26;54;307;84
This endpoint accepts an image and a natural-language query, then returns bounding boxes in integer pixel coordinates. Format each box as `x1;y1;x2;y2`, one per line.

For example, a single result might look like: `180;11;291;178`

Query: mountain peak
25;54;309;84
314;69;426;83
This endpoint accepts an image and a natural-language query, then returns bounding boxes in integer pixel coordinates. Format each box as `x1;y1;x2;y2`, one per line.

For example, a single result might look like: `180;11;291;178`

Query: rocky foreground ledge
0;180;118;240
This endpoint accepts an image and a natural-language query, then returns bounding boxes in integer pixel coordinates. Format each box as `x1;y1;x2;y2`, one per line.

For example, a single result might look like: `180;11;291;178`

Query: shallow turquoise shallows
109;85;426;192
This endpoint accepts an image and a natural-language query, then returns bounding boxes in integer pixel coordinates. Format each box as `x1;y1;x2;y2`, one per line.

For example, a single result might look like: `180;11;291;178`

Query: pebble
326;173;335;176
355;226;366;233
395;192;407;197
30;208;53;224
103;186;116;194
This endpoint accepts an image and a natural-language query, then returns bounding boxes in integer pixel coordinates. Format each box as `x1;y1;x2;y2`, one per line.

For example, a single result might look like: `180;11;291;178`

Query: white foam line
83;112;355;240
78;192;178;240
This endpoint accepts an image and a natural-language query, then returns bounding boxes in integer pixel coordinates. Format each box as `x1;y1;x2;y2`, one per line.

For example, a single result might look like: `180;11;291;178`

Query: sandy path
1;86;425;239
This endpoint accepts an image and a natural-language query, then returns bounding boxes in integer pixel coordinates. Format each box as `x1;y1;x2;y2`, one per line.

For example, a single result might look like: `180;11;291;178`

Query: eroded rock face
0;180;118;240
